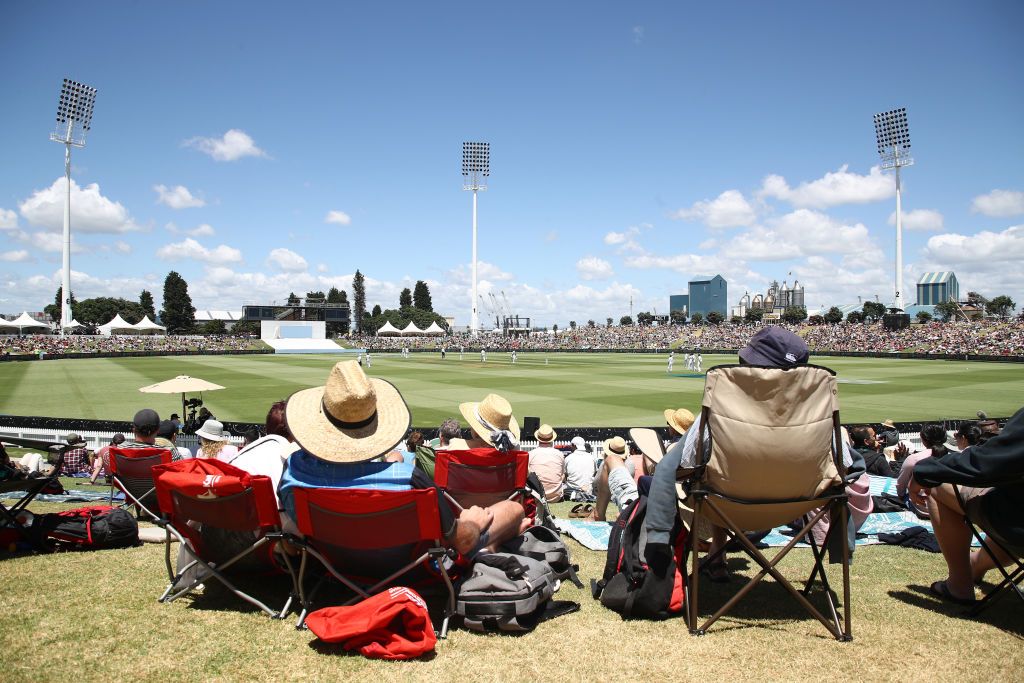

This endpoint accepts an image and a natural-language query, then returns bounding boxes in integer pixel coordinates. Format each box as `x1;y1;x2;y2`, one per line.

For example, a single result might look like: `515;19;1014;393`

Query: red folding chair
109;446;173;521
287;487;457;636
433;448;534;515
153;458;296;618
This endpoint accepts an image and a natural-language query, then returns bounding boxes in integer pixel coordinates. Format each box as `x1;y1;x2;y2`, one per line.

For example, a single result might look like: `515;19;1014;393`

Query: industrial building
732;280;805;320
671;275;728;319
916;271;959;306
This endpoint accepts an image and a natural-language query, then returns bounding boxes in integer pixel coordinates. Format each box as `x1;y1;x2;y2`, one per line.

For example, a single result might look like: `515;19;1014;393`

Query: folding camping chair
286;487;457;637
433;448;537;518
109;446;173;521
152;458;296;618
954;484;1024;616
0;436;72;552
682;364;853;640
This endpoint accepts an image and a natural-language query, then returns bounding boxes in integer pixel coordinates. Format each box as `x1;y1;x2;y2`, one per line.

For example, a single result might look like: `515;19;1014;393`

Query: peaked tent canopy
0;317;19;329
132;316;166;335
400;321;424;336
422;321;446;336
377;321;401;336
62;319;85;329
11;312;50;332
98;313;136;336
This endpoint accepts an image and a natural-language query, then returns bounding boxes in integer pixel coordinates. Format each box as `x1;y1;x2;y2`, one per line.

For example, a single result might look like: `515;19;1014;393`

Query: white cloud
923;225;1024;265
155;237;242;264
759;165;894;209
18;178;141;233
114;241;132;254
602;224;649;253
189;223;215;237
9;229;85;254
0;208;17;230
576;256;614;280
971;189;1024;218
317;263;329;273
448;261;515;285
325;210;352;226
0;250;30;263
184;129;267;162
153;184;205;209
267;247;308;273
672;190;756;228
887;208;944;231
723;209;874;261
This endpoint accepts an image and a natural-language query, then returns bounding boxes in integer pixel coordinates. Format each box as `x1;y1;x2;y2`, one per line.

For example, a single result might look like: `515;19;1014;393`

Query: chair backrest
433;448;529;509
699;364;843;503
293;487;445;581
109;446;173;510
154;458;280;566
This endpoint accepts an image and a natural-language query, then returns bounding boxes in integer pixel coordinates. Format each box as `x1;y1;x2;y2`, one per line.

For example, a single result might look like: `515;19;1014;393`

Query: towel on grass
1;488;124;504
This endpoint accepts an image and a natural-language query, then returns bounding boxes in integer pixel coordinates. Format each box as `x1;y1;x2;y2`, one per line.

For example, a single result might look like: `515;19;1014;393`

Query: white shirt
227;435;293;504
564;448;596;493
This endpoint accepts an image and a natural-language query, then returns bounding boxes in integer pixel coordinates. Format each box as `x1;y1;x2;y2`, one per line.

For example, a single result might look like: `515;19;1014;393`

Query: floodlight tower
462;142;489;336
873;107;913;312
50;78;98;334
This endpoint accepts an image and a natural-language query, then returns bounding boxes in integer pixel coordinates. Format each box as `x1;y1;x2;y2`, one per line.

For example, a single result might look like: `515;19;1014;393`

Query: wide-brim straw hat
882;419;896;429
286;360;411;463
459;393;520;445
602;436;629;458
664;408;696;434
534;424;557;443
629;427;665;466
195;419;228;442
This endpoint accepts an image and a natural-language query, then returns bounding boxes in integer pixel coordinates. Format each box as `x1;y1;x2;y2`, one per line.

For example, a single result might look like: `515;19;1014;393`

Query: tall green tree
413;280;433;311
985;295;1015;318
74;297;146;325
934;300;959;322
846;311;865;324
744;308;764;324
352;270;366;333
781;306;808;324
670;309;687;324
690;313;704;325
326;286;349;336
399;288;413;308
823;306;844;325
619;315;633;326
139;290;156;320
862;301;886;321
45;287;78;322
371;304;382;317
916;311;933;323
160;271;196;334
706;311;724;325
606;317;613;328
569;320;577;329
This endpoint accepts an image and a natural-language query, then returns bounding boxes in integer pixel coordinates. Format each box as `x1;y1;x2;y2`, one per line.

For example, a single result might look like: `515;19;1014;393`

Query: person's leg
586;456;637;522
927;484;974;600
587;459;613;521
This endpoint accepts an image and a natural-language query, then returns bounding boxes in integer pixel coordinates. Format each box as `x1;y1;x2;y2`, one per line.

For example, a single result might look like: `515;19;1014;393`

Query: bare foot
583;510;605;522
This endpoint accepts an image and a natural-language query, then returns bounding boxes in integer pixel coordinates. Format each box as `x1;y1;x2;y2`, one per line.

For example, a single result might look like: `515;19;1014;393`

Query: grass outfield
0;498;1021;681
0;352;1022;426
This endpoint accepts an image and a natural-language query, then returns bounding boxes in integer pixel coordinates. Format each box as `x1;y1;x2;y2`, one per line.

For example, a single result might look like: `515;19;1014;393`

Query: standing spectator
528;424;565;502
60;433;90;476
194;420;238;461
88;433;125;484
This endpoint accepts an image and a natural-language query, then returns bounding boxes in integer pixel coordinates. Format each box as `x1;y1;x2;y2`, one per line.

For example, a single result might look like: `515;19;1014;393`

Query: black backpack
591;494;688;620
32;505;140;550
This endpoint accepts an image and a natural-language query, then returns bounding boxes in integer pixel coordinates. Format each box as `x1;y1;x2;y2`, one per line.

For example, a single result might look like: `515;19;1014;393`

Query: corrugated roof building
916;272;959;306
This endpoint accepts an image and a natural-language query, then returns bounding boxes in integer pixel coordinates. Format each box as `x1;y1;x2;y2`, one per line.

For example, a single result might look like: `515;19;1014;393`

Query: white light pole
50;78;97;334
873;108;913;312
462;141;489;336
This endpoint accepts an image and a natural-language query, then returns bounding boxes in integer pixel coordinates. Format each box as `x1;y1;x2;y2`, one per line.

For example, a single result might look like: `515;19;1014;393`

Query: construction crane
479;294;500;330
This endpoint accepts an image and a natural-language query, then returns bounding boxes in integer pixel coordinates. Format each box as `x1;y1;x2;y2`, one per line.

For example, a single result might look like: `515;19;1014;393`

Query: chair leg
688;494;703;635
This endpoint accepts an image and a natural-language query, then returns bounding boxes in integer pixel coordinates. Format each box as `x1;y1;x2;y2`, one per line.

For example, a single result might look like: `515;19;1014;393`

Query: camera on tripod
182;397;213;434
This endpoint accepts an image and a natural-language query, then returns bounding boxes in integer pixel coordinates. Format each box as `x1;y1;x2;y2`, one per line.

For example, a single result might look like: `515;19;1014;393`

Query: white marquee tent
10;312;50;333
98;313;136;336
399;322;424;336
377;321;401;336
132;316;166;335
422;321;446;336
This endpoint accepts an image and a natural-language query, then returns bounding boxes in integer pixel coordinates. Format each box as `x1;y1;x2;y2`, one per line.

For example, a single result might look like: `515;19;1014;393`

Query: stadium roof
194;310;243;322
917;271;955;285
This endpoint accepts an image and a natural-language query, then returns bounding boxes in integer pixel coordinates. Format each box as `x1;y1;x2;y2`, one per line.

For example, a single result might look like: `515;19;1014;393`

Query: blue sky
1;1;1022;326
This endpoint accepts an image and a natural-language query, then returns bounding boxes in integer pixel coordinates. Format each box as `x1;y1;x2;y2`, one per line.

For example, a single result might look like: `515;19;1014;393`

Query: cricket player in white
667;351;674;373
696;353;703;372
480;348;487;362
511;350;517;364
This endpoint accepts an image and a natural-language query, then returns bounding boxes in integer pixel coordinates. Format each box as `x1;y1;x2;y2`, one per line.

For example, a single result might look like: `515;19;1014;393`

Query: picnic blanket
555;475;975;552
1;488;125;504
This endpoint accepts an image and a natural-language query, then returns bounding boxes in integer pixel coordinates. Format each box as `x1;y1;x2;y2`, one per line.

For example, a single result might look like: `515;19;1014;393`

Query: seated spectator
975;411;1002;443
895;424;955;511
414;418;462;478
194;420;238;461
227;400;294;503
528;424;565;502
564;436;596;496
157;420;193;460
664;408;695;444
585;436;649;522
645;327;865;582
458;393;520;451
124;409;174;453
88;433;125;484
878;418;900;448
59;434;90;476
911;406;1024;605
953;421;984;451
850;425;893;477
278;361;527;556
398;431;424;465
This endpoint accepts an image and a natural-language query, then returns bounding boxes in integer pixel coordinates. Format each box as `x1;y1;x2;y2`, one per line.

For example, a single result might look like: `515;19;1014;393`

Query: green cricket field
1;351;1022;427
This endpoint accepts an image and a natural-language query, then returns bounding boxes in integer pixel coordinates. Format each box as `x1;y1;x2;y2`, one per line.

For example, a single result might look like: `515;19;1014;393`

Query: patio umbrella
139;375;226;424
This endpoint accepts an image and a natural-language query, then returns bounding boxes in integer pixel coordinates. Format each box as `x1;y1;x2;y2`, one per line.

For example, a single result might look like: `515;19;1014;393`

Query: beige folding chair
683;363;852;640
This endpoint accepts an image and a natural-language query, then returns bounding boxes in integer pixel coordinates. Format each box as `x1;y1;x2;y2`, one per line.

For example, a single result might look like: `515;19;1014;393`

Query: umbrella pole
181;393;187;425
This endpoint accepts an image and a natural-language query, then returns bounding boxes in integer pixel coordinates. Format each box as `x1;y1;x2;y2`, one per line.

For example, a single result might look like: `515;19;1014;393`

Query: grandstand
243;297;350;354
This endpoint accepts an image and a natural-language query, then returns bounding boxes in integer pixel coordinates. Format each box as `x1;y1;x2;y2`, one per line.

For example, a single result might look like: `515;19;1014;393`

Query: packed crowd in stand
0;334;264;356
357;320;1024;357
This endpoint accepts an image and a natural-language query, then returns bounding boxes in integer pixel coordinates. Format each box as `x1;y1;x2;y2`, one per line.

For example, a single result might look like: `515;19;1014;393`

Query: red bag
305;586;437;660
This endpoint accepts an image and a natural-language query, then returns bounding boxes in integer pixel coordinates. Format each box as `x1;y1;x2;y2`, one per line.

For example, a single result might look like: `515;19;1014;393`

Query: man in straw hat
528;424;565;503
644;327;864;581
584;436;650;522
279;361;527;556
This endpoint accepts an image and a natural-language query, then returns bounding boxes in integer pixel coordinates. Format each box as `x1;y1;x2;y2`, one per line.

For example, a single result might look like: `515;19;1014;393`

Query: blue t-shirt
278;449;414;519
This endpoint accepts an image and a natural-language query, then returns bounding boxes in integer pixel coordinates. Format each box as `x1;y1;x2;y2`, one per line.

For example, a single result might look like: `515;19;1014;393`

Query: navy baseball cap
133;409;160;430
738;327;809;368
157;420;179;439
